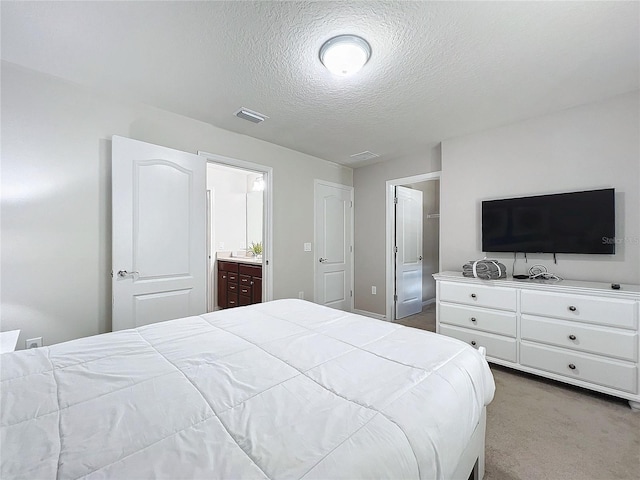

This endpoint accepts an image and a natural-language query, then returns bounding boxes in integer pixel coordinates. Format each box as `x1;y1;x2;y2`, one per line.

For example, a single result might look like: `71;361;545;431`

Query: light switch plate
304;243;312;252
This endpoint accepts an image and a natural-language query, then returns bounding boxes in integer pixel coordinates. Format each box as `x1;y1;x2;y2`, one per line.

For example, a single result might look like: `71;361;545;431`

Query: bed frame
451;407;487;479
451;345;488;480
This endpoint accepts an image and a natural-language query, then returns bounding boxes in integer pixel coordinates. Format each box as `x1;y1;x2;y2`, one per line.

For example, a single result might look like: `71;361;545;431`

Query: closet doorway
199;151;272;312
385;172;441;325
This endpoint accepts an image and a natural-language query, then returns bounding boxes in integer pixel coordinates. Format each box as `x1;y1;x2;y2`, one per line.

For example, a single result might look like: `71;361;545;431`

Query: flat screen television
481;188;615;254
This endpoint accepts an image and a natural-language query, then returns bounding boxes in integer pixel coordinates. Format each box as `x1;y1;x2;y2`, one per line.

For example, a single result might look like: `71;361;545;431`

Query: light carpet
485;366;640;480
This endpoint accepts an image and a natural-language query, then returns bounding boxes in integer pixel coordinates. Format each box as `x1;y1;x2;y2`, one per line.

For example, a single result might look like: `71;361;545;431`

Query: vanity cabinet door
253;277;262;304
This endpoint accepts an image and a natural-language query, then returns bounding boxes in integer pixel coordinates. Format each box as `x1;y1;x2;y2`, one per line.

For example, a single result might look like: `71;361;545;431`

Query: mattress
1;299;495;479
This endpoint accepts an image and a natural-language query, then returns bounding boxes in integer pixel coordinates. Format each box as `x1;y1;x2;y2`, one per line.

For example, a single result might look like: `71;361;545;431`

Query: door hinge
394;197;398;204
394;294;398;301
350;245;353;253
350;200;353;208
394;246;398;253
350;290;353;297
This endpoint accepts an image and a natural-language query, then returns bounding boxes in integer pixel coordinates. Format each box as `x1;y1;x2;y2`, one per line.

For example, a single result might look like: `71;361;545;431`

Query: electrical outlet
371;286;376;295
298;291;304;299
26;337;43;349
304;243;311;252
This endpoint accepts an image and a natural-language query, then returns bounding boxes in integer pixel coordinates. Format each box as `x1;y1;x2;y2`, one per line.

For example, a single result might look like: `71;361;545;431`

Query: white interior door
314;181;353;311
112;136;206;331
395;186;423;319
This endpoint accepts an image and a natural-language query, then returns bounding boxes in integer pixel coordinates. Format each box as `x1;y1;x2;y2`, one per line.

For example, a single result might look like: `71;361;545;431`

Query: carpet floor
485;366;640;480
395;305;640;479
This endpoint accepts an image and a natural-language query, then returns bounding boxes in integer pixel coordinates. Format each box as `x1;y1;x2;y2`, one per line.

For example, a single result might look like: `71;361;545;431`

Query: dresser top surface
434;271;640;298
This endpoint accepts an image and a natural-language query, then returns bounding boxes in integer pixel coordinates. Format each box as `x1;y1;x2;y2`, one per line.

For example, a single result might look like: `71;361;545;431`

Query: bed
1;299;495;479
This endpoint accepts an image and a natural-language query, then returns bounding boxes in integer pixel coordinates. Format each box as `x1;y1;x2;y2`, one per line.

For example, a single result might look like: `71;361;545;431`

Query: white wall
441;91;640;284
1;62;352;348
353;148;442;316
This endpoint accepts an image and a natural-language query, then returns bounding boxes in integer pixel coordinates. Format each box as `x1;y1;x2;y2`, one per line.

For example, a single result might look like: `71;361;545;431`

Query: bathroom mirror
246;175;263;252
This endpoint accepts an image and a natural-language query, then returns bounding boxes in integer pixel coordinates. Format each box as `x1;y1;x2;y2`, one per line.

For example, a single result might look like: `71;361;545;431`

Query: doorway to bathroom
199;151;272;312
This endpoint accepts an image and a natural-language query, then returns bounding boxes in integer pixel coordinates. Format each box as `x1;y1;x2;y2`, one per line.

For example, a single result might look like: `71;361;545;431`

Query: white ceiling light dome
319;35;372;77
252;176;265;192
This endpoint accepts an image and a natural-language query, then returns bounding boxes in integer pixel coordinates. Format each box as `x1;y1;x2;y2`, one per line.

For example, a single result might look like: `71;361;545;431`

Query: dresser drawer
239;285;252;296
228;283;238;293
520;342;637;394
521;290;637;329
227;272;238;283
439;324;517;363
439;282;516;311
439;303;516;337
521;315;637;362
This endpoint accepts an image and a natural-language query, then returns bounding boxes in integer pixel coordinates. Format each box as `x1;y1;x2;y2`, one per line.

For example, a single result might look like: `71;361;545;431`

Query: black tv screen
482;189;615;254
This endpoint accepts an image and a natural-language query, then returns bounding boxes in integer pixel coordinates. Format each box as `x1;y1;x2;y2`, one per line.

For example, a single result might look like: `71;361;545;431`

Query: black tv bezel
481;188;615;255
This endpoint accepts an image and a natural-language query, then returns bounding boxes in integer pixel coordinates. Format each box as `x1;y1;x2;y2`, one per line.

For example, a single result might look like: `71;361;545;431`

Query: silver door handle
117;270;139;278
418;256;423;260
319;258;327;263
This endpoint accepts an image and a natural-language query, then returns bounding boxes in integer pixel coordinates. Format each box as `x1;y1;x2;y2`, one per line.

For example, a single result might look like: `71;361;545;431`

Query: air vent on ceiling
349;151;380;162
234;107;268;124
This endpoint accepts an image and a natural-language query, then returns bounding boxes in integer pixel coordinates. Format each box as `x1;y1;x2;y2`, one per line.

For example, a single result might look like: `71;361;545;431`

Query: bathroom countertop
216;255;263;266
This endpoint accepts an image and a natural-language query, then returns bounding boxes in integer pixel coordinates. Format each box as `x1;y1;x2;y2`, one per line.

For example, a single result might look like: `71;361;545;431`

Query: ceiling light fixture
252;177;265;192
319;35;371;77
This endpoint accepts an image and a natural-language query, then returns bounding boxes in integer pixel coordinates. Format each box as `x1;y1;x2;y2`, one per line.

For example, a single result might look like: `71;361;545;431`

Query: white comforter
1;299;494;479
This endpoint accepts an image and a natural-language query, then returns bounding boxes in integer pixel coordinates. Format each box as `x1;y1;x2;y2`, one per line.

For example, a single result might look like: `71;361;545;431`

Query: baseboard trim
422;298;436;307
352;309;387;321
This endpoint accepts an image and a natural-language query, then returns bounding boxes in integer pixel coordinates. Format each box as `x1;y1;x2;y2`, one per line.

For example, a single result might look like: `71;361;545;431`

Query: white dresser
434;271;640;410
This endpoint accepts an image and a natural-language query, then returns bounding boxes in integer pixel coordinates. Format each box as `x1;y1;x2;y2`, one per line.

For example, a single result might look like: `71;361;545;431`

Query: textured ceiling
2;1;638;167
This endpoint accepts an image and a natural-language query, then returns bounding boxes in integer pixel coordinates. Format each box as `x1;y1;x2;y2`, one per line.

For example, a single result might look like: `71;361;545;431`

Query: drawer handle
568;363;576;370
471;340;477;346
568;334;577;340
470;293;477;299
568;305;577;312
471;317;477;323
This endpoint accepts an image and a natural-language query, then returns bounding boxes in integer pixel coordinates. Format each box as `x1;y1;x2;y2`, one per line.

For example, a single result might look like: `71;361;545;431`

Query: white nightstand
0;330;21;354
